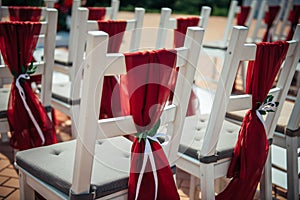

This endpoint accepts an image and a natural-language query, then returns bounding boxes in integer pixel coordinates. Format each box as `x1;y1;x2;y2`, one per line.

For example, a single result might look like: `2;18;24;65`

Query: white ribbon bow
134;133;170;200
15;74;45;144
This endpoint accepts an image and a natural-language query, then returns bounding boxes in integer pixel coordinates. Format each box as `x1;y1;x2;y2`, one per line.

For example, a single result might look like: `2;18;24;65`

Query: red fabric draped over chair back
97;20;126;119
262;5;280;42
120;49;180;200
88;7;106;20
0;22;57;150
216;41;289;200
172;17;200;116
8;6;42;22
286;5;300;40
237;6;250;26
174;17;199;47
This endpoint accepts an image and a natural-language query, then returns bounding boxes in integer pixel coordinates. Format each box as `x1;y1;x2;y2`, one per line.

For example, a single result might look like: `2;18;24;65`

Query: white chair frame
176;24;300;200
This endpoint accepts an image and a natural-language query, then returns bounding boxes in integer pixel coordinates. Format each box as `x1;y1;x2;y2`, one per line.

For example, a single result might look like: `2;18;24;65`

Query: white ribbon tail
256;101;277;134
16;74;45;145
256;110;268;133
134;133;170;200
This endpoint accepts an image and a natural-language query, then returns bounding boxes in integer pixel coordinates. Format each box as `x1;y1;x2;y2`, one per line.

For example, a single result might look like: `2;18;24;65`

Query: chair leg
286;135;299;199
1;132;9;143
189;174;197;200
200;163;215;200
19;171;35;200
260;149;272;200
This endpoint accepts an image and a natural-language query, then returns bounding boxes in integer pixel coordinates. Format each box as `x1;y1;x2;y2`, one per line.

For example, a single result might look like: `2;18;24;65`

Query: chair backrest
68;0;120;63
70;27;204;195
65;7;144;120
200;24;300;158
251;0;285;42
0;4;49;22
0;8;57;108
155;6;211;49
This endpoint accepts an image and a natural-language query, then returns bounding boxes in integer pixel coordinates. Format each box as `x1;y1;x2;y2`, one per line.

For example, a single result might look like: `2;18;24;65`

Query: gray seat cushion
16;137;132;198
179;114;240;163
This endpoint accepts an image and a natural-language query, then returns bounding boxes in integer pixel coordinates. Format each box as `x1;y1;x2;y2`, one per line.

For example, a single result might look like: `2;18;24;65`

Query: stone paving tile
5;190;19;200
0;168;18;179
0;186;14;198
0;176;9;185
0;160;9;171
3;178;19;188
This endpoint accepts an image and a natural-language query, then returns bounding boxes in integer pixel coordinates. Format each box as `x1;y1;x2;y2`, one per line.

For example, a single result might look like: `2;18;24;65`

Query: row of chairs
0;0;298;199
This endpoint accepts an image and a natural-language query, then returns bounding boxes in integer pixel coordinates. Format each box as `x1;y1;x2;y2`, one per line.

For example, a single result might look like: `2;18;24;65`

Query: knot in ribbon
134;119;170;200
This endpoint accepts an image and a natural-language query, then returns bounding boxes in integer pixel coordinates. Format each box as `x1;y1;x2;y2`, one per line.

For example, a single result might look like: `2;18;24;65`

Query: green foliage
2;0;43;6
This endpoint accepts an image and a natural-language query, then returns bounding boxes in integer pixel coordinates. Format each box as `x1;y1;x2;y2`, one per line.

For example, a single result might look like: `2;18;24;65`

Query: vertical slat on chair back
199;6;211;30
277;0;293;40
244;0;258;27
40;8;57;107
68;0;81;63
222;0;239;45
201;26;249;157
167;27;204;164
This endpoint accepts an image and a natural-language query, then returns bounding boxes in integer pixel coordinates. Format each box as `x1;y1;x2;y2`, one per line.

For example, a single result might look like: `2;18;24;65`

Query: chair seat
54;48;72;66
0;88;10;118
52;80;80;105
226;100;295;134
16;137;132;198
179;114;240;163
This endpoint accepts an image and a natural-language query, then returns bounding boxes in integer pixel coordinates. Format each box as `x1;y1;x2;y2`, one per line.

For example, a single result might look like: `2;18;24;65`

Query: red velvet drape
216;41;289;200
237;6;250;26
8;6;42;22
120;49;179;200
174;17;199;48
97;20;126;119
88;7;106;20
172;17;200;116
0;22;57;150
262;5;280;42
286;5;300;41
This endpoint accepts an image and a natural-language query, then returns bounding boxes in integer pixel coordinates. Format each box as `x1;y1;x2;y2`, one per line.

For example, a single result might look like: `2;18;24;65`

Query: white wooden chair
0;9;57;145
272;88;300;199
15;26;204;200
251;0;285;43
51;7;145;138
155;6;211;49
54;0;120;68
202;0;257;88
176;24;300;199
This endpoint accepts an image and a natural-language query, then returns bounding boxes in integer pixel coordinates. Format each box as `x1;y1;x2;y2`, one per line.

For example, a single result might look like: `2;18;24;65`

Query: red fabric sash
8;6;42;22
286;5;300;40
237;6;251;26
174;17;199;48
120;49;179;200
217;41;289;200
172;17;200;116
88;7;106;20
97;20;126;119
262;5;280;42
0;22;57;150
